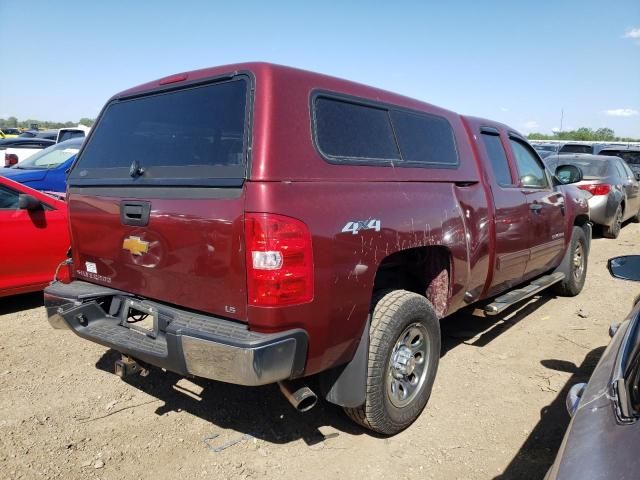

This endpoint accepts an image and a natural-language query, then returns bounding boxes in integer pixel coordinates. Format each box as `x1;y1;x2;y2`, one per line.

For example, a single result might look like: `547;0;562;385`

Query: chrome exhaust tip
278;381;318;412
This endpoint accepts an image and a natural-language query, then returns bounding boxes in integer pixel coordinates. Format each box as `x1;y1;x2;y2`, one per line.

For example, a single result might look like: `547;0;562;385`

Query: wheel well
372;246;451;317
573;214;589;228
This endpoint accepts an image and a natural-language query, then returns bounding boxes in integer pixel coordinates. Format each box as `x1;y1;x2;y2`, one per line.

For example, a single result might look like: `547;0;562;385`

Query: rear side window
480;132;513;186
314;97;400;161
560;144;593;154
390;111;458;165
70;78;248;184
313;95;458;167
613;160;627;179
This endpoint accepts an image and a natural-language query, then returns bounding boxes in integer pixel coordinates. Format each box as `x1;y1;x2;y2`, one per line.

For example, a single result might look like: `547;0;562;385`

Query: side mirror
608;255;640;281
555;164;583;185
18;194;43;211
635;172;640;181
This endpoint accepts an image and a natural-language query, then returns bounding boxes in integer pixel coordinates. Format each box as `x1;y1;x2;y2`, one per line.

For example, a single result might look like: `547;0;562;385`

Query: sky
1;0;639;137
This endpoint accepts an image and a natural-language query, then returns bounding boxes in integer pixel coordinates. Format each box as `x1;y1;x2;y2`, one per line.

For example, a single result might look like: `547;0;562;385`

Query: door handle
529;203;543;213
120;201;151;226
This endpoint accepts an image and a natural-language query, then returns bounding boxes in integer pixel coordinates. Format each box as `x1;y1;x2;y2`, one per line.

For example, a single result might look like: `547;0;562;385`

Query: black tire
344;290;441;435
603;205;623;239
553;226;588;297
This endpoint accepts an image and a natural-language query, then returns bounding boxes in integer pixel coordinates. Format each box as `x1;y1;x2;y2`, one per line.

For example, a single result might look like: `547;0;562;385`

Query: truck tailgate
68;189;247;321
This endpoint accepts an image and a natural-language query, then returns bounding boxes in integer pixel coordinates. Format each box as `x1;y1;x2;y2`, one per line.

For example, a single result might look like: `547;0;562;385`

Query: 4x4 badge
122;236;149;256
341;219;381;235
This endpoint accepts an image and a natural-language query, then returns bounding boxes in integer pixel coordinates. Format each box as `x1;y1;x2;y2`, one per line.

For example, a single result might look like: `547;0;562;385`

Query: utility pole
560;108;564;133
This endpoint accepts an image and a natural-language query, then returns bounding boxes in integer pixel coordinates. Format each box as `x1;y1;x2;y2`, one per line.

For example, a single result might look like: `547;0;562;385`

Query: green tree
79;117;95;127
595;128;615;141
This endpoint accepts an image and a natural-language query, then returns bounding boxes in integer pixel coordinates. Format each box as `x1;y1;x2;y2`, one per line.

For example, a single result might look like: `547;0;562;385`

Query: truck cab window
480;132;513;186
509;139;548;188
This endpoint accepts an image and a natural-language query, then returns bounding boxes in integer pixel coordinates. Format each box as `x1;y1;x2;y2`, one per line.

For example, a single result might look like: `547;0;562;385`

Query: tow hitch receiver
115;355;148;378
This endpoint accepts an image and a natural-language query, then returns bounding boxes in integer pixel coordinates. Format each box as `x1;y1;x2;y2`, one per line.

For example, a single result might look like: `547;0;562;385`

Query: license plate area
119;299;158;338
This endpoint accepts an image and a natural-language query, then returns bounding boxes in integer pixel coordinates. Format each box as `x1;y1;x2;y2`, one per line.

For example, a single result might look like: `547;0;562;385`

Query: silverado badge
122;236;149;256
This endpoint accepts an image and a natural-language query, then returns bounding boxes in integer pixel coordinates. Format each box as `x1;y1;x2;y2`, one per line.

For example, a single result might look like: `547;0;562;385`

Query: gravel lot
1;223;639;480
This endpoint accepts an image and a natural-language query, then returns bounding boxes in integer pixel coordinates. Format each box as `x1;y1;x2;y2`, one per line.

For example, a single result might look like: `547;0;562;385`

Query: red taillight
578;183;611;196
244;213;314;307
54;259;73;284
158;73;188;85
4;153;18;167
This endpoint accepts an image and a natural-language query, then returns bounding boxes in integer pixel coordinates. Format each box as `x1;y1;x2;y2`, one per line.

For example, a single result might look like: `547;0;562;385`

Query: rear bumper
44;281;308;386
587;194;616;226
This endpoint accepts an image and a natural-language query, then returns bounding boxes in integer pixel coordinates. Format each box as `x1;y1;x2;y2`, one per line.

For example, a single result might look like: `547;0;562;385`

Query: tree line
528;127;639;142
2;117;638;142
0;117;95;129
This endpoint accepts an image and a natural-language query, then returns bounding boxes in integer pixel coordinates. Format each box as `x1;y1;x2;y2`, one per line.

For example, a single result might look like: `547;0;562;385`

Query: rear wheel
344;290;440;435
603;205;622;239
553;226;588;297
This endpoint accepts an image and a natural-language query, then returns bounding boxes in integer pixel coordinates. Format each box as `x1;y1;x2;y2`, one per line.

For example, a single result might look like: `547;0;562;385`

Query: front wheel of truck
553;226;588;297
344;290;440;435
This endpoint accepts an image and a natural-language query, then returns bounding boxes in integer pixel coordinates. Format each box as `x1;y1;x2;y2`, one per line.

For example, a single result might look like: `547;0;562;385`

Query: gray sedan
546;255;640;480
545;154;640;238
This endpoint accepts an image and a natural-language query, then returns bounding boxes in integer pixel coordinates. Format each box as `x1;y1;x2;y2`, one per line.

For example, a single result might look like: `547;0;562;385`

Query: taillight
245;213;314;306
54;259;73;284
578;183;611;196
4;153;18;167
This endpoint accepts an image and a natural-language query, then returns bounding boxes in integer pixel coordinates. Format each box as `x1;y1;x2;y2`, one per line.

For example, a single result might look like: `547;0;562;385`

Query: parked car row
544;153;640;238
0;126;89;166
532;140;640;158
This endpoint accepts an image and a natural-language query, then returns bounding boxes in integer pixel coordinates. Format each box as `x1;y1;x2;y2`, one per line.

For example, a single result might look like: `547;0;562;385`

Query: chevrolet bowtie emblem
122;236;149;256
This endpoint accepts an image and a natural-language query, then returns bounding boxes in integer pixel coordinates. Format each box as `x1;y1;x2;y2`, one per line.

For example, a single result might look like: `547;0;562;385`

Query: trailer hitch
114;355;149;378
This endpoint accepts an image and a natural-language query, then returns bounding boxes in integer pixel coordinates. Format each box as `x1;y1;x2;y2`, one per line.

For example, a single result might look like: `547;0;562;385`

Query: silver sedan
545;154;640;238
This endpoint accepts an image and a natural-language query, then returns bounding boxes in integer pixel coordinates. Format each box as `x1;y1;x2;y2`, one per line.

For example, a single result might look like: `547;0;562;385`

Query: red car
0;177;69;297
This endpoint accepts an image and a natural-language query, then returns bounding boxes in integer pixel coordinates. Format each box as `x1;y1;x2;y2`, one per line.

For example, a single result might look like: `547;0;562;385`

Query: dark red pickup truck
44;63;590;434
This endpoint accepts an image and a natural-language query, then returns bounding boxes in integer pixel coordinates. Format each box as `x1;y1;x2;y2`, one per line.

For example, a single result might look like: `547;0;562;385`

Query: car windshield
601;151;640;165
560;159;610;178
13;139;82;170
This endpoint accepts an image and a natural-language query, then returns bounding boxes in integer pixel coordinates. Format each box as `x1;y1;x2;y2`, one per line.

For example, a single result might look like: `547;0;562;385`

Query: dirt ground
1;224;639;480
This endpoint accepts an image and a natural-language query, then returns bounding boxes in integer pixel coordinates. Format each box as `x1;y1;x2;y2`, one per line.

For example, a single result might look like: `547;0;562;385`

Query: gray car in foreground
546;255;640;480
545;154;640;238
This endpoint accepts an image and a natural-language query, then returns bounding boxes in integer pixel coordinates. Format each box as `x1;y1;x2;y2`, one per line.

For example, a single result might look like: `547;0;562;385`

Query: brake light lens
577;183;611;196
245;213;314;306
5;153;18;167
54;259;73;284
158;73;188;85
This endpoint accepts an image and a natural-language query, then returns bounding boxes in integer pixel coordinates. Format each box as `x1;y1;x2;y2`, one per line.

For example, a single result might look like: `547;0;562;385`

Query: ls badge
122;236;149;256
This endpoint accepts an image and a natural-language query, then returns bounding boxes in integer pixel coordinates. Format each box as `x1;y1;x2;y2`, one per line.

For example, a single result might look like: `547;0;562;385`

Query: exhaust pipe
278;380;318;412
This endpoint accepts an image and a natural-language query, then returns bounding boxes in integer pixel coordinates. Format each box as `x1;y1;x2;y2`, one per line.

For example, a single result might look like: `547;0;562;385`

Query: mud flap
318;317;370;408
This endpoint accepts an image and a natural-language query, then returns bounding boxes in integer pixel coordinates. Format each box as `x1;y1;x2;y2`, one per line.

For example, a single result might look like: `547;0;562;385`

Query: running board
484;272;565;316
